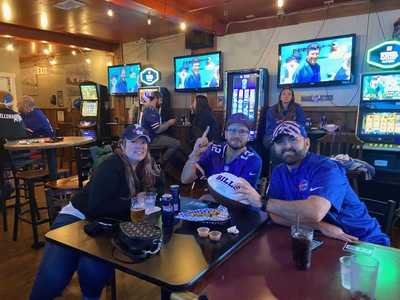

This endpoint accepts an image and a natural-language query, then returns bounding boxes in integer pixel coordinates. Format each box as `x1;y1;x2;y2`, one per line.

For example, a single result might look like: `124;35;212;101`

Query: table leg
46;149;57;180
161;288;171;300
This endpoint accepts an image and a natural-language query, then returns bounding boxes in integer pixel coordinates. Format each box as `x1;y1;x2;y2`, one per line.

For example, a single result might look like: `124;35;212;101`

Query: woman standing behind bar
190;95;221;145
30;124;161;300
263;87;305;148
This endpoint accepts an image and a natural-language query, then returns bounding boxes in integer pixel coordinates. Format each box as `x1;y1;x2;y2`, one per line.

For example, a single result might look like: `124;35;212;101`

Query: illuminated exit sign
367;40;400;69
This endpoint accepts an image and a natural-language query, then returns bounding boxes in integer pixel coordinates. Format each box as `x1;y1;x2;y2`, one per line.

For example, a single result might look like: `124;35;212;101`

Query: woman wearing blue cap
30;124;162;300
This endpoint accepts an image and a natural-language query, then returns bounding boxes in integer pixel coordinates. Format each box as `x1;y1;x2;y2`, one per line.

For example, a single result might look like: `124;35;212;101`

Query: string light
147;15;151;25
71;50;77;56
107;9;114;17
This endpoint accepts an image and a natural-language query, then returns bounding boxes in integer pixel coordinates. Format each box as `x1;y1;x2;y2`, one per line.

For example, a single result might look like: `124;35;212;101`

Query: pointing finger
201;126;210;139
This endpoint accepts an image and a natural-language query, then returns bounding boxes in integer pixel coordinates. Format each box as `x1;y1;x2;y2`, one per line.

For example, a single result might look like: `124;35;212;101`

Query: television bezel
173;51;223;92
360;71;400;102
357;110;400;144
79;83;98;101
277;33;357;88
107;63;141;96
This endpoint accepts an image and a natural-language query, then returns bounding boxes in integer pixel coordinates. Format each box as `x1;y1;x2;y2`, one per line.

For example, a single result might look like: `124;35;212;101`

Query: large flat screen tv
361;72;400;101
174;51;222;92
108;63;141;95
278;34;356;88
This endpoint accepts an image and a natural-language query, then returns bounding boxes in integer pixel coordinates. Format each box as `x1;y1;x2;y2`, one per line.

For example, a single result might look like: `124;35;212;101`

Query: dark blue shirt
265;103;306;137
268;152;389;246
294;61;321;83
115;80;128;93
141;107;160;140
184;73;201;89
21;108;54;138
197;142;262;188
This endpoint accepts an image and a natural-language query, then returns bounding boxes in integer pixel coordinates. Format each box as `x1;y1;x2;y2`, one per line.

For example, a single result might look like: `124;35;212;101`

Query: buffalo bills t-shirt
196;142;262;188
141;107;160;140
21;108;54;138
268;152;389;246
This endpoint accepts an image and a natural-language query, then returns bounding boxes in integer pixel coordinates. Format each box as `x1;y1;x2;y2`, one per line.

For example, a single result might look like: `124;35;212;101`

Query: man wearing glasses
181;113;262;188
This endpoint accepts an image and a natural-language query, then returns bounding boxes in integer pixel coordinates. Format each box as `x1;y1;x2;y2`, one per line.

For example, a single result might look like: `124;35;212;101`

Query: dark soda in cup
292;232;312;270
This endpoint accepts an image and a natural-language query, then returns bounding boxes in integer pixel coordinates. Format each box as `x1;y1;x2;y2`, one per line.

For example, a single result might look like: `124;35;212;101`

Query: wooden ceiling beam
0;22;118;52
110;0;226;35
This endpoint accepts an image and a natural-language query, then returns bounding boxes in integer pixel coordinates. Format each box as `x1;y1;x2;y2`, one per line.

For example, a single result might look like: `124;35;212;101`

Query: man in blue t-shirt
18;95;54;138
181;113;262;188
141;92;180;164
293;44;321;84
236;121;389;246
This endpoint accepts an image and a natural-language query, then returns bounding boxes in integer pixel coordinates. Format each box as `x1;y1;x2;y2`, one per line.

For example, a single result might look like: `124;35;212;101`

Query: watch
260;193;268;211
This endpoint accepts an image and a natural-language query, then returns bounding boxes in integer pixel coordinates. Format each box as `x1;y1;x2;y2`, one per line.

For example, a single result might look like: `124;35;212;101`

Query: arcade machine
224;68;269;174
357;72;400;182
79;82;111;143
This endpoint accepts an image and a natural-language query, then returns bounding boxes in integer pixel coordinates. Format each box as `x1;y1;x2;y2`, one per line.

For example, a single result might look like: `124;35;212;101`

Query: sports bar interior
1;1;400;300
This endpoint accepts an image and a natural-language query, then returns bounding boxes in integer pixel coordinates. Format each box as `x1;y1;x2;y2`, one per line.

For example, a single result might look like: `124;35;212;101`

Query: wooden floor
1;185;399;300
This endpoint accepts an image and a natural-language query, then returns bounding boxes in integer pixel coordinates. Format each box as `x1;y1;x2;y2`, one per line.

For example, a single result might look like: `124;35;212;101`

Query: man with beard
141;91;180;165
294;44;321;84
235;121;390;246
181;113;262;188
184;58;202;89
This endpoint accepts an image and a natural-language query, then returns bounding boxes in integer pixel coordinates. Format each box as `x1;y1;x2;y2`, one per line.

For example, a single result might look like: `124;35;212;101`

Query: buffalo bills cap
272;121;308;143
122;124;151;143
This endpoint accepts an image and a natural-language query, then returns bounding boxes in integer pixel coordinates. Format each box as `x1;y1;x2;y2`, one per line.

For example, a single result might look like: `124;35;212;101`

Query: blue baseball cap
122;124;151;143
272;121;308;143
0;91;13;107
226;113;253;129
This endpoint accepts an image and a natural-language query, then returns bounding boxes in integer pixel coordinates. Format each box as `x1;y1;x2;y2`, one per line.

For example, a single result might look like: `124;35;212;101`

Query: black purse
113;222;162;261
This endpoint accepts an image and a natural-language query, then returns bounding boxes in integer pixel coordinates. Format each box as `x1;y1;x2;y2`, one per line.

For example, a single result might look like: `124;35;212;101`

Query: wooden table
4;136;94;180
45;199;268;299
192;224;400;300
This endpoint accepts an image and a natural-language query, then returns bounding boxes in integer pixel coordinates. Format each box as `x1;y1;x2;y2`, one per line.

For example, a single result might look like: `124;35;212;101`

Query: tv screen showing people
174;51;222;92
360;112;400;136
81;101;98;117
108;64;141;95
80;85;98;100
231;73;258;120
361;73;400;101
278;34;355;88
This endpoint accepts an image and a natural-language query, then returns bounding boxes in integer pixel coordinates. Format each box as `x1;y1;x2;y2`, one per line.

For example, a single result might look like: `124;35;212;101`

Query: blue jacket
294;61;321;84
265;103;306;137
22;108;54;138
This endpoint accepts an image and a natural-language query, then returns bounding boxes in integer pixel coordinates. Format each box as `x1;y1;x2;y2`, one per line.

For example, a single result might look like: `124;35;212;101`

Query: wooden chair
316;132;364;194
360;197;397;234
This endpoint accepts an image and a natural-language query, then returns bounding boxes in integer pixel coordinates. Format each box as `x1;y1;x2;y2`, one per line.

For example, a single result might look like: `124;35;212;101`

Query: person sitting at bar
181;113;262;188
0;91;27;141
18;95;55;138
141;91;181;166
189;94;221;145
236;121;390;246
263;87;305;148
30;124;162;300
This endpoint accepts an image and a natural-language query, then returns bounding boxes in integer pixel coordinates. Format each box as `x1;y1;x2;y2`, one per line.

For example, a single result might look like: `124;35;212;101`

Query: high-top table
4;136;94;180
192;224;400;300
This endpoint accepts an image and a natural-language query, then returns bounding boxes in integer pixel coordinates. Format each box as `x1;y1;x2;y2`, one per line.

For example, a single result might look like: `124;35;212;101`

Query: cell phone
342;241;374;256
311;239;324;251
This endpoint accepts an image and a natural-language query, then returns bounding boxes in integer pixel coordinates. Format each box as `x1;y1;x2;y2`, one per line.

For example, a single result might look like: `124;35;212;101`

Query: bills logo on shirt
298;179;309;192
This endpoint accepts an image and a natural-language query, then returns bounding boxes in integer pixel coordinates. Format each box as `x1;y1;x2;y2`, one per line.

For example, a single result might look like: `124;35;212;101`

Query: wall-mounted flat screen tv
278;34;356;88
361;72;400;101
174;51;222;92
108;63;141;95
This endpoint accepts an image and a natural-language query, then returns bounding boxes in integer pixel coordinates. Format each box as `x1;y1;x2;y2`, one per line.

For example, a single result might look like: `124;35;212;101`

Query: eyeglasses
226;128;249;136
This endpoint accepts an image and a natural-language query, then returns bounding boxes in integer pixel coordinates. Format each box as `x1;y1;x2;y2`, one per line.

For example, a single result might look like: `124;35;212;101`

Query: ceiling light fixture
107;8;114;17
2;3;12;21
277;0;284;8
147;15;151;26
49;57;57;65
43;48;50;55
31;41;36;53
83;47;91;51
71;50;77;56
85;58;91;64
5;43;14;51
2;34;12;38
180;21;187;31
40;12;49;29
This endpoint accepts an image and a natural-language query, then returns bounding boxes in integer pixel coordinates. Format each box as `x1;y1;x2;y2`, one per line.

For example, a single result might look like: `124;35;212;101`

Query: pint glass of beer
131;197;145;223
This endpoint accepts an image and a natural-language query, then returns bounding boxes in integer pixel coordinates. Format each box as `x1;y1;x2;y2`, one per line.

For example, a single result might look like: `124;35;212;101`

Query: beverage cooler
224;68;269;142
